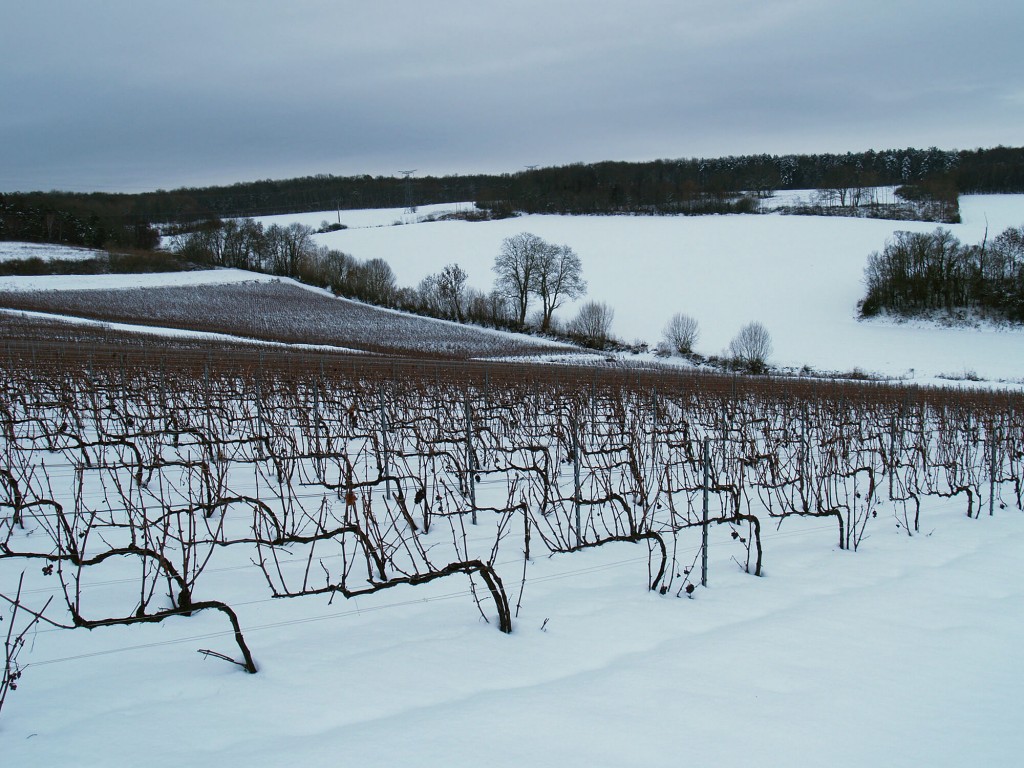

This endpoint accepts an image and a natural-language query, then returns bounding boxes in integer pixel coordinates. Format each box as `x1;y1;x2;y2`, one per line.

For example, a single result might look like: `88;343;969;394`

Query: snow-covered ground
0;241;104;262
256;200;479;230
757;186;904;210
5;195;1020;382
264;194;1024;384
0;271;579;359
0;267;280;292
0;307;365;355
4;199;1024;766
5;503;1022;767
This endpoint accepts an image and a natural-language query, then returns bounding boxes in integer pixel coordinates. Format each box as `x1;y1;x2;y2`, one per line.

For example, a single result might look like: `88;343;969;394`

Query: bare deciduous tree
536;244;586;332
265;223;316;277
357;258;397;305
436;263;469;323
729;321;772;372
569;301;614;348
663;313;699;354
494;233;586;330
493;232;547;327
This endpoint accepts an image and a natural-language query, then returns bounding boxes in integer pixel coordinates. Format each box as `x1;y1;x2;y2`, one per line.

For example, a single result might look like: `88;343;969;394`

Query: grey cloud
1;0;1021;192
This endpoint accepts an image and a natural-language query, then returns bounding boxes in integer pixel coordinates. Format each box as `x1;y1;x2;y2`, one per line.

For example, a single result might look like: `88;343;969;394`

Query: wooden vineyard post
651;387;659;483
572;415;582;548
159;358;168;433
379;385;392;499
702;436;710;587
255;366;266;460
465;390;477;525
990;424;998;517
204;357;214;465
312;376;324;482
889;415;897;500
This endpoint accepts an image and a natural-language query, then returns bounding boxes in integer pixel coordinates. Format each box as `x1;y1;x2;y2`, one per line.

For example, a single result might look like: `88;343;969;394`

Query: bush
663;312;699;354
316;222;347;233
857;295;882;318
108;249;192;273
568;301;615;349
729;321;772;373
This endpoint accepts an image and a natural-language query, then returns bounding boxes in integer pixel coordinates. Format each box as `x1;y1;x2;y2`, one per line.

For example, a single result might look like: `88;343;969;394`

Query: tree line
0;194;159;250
171;221;615;345
4;146;1022;236
860;224;1024;320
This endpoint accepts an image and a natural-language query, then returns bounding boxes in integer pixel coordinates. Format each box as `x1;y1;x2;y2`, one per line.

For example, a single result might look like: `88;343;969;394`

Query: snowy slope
0;241;104;262
4;507;1022;767
256;201;479;230
0;269;579;359
4;199;1024;766
0;267;280;292
5;196;1020;381
272;195;1024;383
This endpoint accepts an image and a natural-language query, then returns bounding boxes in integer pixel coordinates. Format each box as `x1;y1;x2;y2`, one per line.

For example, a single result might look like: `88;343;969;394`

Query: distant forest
2;145;1023;248
861;224;1024;322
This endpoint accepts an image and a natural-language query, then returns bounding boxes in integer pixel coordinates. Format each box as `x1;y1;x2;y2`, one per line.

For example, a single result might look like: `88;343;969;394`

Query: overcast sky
2;0;1022;193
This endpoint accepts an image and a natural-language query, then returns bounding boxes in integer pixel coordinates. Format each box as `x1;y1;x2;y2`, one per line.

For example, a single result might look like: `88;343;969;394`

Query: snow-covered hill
0;241;104;262
0;270;578;359
3;201;1024;768
264;194;1024;384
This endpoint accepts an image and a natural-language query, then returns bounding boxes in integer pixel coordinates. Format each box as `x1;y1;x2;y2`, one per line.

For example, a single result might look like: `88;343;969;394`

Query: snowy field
0;267;280;293
0;306;365;355
0;241;104;262
3;197;1024;766
0;270;579;359
5;502;1022;767
257;194;1024;384
3;195;1020;382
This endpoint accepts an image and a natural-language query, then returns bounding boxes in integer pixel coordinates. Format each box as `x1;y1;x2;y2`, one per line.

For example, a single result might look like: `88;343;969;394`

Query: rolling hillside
0;269;580;360
255;194;1024;385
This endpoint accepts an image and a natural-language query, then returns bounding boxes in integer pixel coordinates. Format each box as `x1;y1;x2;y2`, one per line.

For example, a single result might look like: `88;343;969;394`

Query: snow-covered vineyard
3;344;1020;641
2;341;1023;764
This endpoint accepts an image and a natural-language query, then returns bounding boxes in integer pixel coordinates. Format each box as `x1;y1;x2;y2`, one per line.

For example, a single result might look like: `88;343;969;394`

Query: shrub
568;301;614;349
663;312;699;354
729;321;772;373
